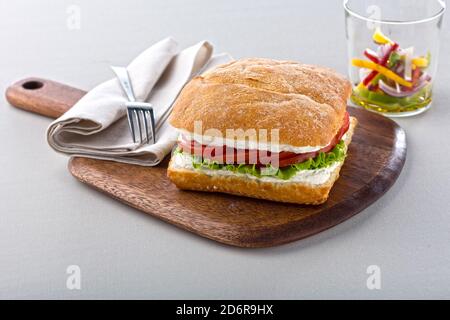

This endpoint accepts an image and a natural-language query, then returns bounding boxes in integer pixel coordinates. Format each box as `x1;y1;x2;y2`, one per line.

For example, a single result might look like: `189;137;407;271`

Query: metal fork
111;66;156;144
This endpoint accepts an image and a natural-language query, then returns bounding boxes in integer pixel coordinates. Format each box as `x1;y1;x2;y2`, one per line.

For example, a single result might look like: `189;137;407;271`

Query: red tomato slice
277;112;350;167
179;112;350;168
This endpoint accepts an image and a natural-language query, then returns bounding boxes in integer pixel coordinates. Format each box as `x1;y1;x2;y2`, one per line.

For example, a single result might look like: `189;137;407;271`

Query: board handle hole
22;81;44;90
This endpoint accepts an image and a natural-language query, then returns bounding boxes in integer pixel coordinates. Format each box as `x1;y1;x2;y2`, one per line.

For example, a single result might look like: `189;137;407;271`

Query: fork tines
126;102;156;145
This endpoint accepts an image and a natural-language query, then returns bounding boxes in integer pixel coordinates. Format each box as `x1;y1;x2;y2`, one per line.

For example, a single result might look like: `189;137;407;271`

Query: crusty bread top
169;58;352;147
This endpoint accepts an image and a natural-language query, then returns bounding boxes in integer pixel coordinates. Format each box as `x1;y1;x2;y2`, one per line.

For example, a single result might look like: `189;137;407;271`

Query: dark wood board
6;78;407;248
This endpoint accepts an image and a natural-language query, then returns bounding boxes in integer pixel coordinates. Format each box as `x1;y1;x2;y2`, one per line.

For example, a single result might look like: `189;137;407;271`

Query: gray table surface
1;0;449;299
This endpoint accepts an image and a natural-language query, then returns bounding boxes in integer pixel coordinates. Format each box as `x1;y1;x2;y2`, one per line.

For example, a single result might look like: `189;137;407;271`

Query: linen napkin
46;37;232;166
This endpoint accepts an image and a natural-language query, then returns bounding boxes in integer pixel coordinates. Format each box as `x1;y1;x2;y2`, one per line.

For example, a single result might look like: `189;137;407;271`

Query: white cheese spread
171;152;341;186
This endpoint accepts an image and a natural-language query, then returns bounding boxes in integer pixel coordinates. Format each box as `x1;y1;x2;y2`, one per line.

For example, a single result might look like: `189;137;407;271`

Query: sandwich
167;58;357;205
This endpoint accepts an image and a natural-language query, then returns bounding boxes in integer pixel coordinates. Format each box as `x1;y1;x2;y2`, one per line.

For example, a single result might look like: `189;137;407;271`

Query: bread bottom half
167;117;357;205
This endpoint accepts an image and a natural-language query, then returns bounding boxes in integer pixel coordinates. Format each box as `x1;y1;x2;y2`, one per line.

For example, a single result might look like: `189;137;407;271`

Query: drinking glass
344;0;446;117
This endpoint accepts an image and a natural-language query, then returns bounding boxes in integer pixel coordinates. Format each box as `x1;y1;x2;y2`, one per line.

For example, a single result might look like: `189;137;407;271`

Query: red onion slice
379;79;429;98
420;73;432;82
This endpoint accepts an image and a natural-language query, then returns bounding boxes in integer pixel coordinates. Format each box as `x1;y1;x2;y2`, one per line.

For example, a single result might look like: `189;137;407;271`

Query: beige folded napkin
46;37;232;166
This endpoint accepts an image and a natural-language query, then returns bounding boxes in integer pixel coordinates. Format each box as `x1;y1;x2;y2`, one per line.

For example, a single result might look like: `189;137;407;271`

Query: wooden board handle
5;78;87;119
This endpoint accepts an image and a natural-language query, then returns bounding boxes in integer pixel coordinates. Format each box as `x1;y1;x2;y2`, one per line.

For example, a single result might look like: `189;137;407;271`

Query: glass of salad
344;0;446;117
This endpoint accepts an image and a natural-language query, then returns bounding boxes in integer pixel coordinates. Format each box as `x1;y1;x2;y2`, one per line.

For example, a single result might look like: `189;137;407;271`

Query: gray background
1;0;449;299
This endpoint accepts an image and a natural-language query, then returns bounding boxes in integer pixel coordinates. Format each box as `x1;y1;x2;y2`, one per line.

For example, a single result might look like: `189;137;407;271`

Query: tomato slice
179;112;350;168
277;112;350;167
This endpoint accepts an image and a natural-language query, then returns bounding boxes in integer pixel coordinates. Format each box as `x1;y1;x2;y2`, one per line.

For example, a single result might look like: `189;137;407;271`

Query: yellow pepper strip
412;57;429;68
373;28;394;45
352;59;413;88
356;82;366;90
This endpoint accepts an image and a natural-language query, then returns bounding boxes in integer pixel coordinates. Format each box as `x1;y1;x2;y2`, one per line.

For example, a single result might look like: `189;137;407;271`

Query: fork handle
110;66;136;102
5;78;86;119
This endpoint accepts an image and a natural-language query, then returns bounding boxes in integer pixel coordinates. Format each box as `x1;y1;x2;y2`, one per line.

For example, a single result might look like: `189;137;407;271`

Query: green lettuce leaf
175;140;347;181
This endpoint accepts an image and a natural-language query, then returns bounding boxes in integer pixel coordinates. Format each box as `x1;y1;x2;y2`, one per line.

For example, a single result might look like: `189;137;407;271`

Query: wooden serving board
6;78;407;248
